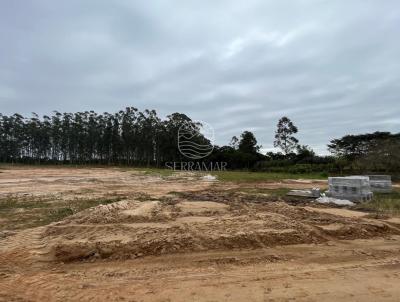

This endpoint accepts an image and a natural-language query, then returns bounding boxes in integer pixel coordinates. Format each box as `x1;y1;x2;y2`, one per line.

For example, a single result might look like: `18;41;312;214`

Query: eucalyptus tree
273;116;299;155
0;108;207;166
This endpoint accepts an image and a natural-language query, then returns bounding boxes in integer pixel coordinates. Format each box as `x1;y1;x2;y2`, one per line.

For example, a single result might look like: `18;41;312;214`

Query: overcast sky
1;0;399;154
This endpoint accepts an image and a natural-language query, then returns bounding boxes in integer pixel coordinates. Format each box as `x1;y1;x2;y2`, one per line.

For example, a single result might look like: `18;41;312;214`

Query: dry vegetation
0;166;400;301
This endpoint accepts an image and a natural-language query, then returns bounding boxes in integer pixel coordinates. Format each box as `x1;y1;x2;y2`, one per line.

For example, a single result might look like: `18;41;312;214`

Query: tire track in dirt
0;227;52;271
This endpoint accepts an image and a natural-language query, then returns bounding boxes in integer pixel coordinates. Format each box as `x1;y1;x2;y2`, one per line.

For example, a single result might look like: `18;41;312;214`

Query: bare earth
0;167;399;301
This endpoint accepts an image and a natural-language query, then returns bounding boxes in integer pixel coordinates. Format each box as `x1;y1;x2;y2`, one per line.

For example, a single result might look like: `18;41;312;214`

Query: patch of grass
0;195;126;231
39;207;75;225
211;171;325;182
31;196;124;228
0;196;52;210
354;189;400;214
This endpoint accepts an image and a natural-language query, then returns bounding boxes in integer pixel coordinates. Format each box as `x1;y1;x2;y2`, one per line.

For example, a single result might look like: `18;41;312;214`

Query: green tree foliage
207;131;265;169
328;132;400;175
0;108;206;166
238;131;260;154
273;117;299;155
2;108;398;174
327;131;400;159
354;138;400;173
296;145;315;161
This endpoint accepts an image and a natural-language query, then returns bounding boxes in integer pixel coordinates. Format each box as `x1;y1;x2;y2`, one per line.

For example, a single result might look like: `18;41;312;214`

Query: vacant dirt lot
0;167;400;301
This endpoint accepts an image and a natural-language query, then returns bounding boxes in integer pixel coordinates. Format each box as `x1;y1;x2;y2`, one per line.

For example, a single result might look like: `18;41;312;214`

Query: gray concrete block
326;176;373;202
368;175;392;193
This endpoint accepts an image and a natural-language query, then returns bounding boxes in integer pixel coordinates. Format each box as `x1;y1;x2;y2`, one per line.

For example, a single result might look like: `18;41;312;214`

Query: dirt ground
0;167;400;301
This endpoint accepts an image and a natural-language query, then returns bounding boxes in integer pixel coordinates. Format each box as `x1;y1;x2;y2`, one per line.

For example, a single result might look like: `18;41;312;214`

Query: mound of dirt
177;201;229;215
35;198;400;263
56;199;175;224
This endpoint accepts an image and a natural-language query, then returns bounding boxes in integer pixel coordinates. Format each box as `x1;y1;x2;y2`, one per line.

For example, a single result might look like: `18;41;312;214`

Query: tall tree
273;117;299;155
238;131;259;154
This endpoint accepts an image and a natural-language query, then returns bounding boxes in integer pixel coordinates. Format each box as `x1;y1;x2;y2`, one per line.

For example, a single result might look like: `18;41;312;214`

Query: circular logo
178;120;214;159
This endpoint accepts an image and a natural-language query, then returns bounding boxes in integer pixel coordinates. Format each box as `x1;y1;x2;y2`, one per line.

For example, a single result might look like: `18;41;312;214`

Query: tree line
1;108;399;174
260;121;400;175
0;108;205;165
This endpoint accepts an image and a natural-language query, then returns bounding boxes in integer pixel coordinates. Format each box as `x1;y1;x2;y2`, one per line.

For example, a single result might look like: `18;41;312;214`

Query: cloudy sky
1;0;399;154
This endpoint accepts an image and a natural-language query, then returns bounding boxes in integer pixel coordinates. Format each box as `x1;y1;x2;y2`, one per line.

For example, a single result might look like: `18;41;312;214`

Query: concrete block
326;176;373;202
368;175;392;193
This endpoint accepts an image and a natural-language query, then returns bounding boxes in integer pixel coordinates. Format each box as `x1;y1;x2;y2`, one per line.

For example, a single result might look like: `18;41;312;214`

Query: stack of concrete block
368;175;392;193
326;176;373;202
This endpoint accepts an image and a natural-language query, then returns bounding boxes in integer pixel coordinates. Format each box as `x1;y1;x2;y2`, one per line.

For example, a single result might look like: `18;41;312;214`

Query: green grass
354;189;400;214
38;207;75;225
0;195;125;231
0;196;51;210
211;171;326;182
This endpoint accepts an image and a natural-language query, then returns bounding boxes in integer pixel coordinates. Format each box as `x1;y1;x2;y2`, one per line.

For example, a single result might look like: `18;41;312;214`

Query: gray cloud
1;0;399;154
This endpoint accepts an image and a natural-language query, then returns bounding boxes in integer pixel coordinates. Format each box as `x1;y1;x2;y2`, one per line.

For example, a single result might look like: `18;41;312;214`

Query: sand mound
34;198;400;263
177;201;229;214
56;200;174;225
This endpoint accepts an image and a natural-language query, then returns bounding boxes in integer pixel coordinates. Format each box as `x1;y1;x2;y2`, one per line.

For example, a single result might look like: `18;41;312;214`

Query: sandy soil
0;167;210;198
0;167;400;301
